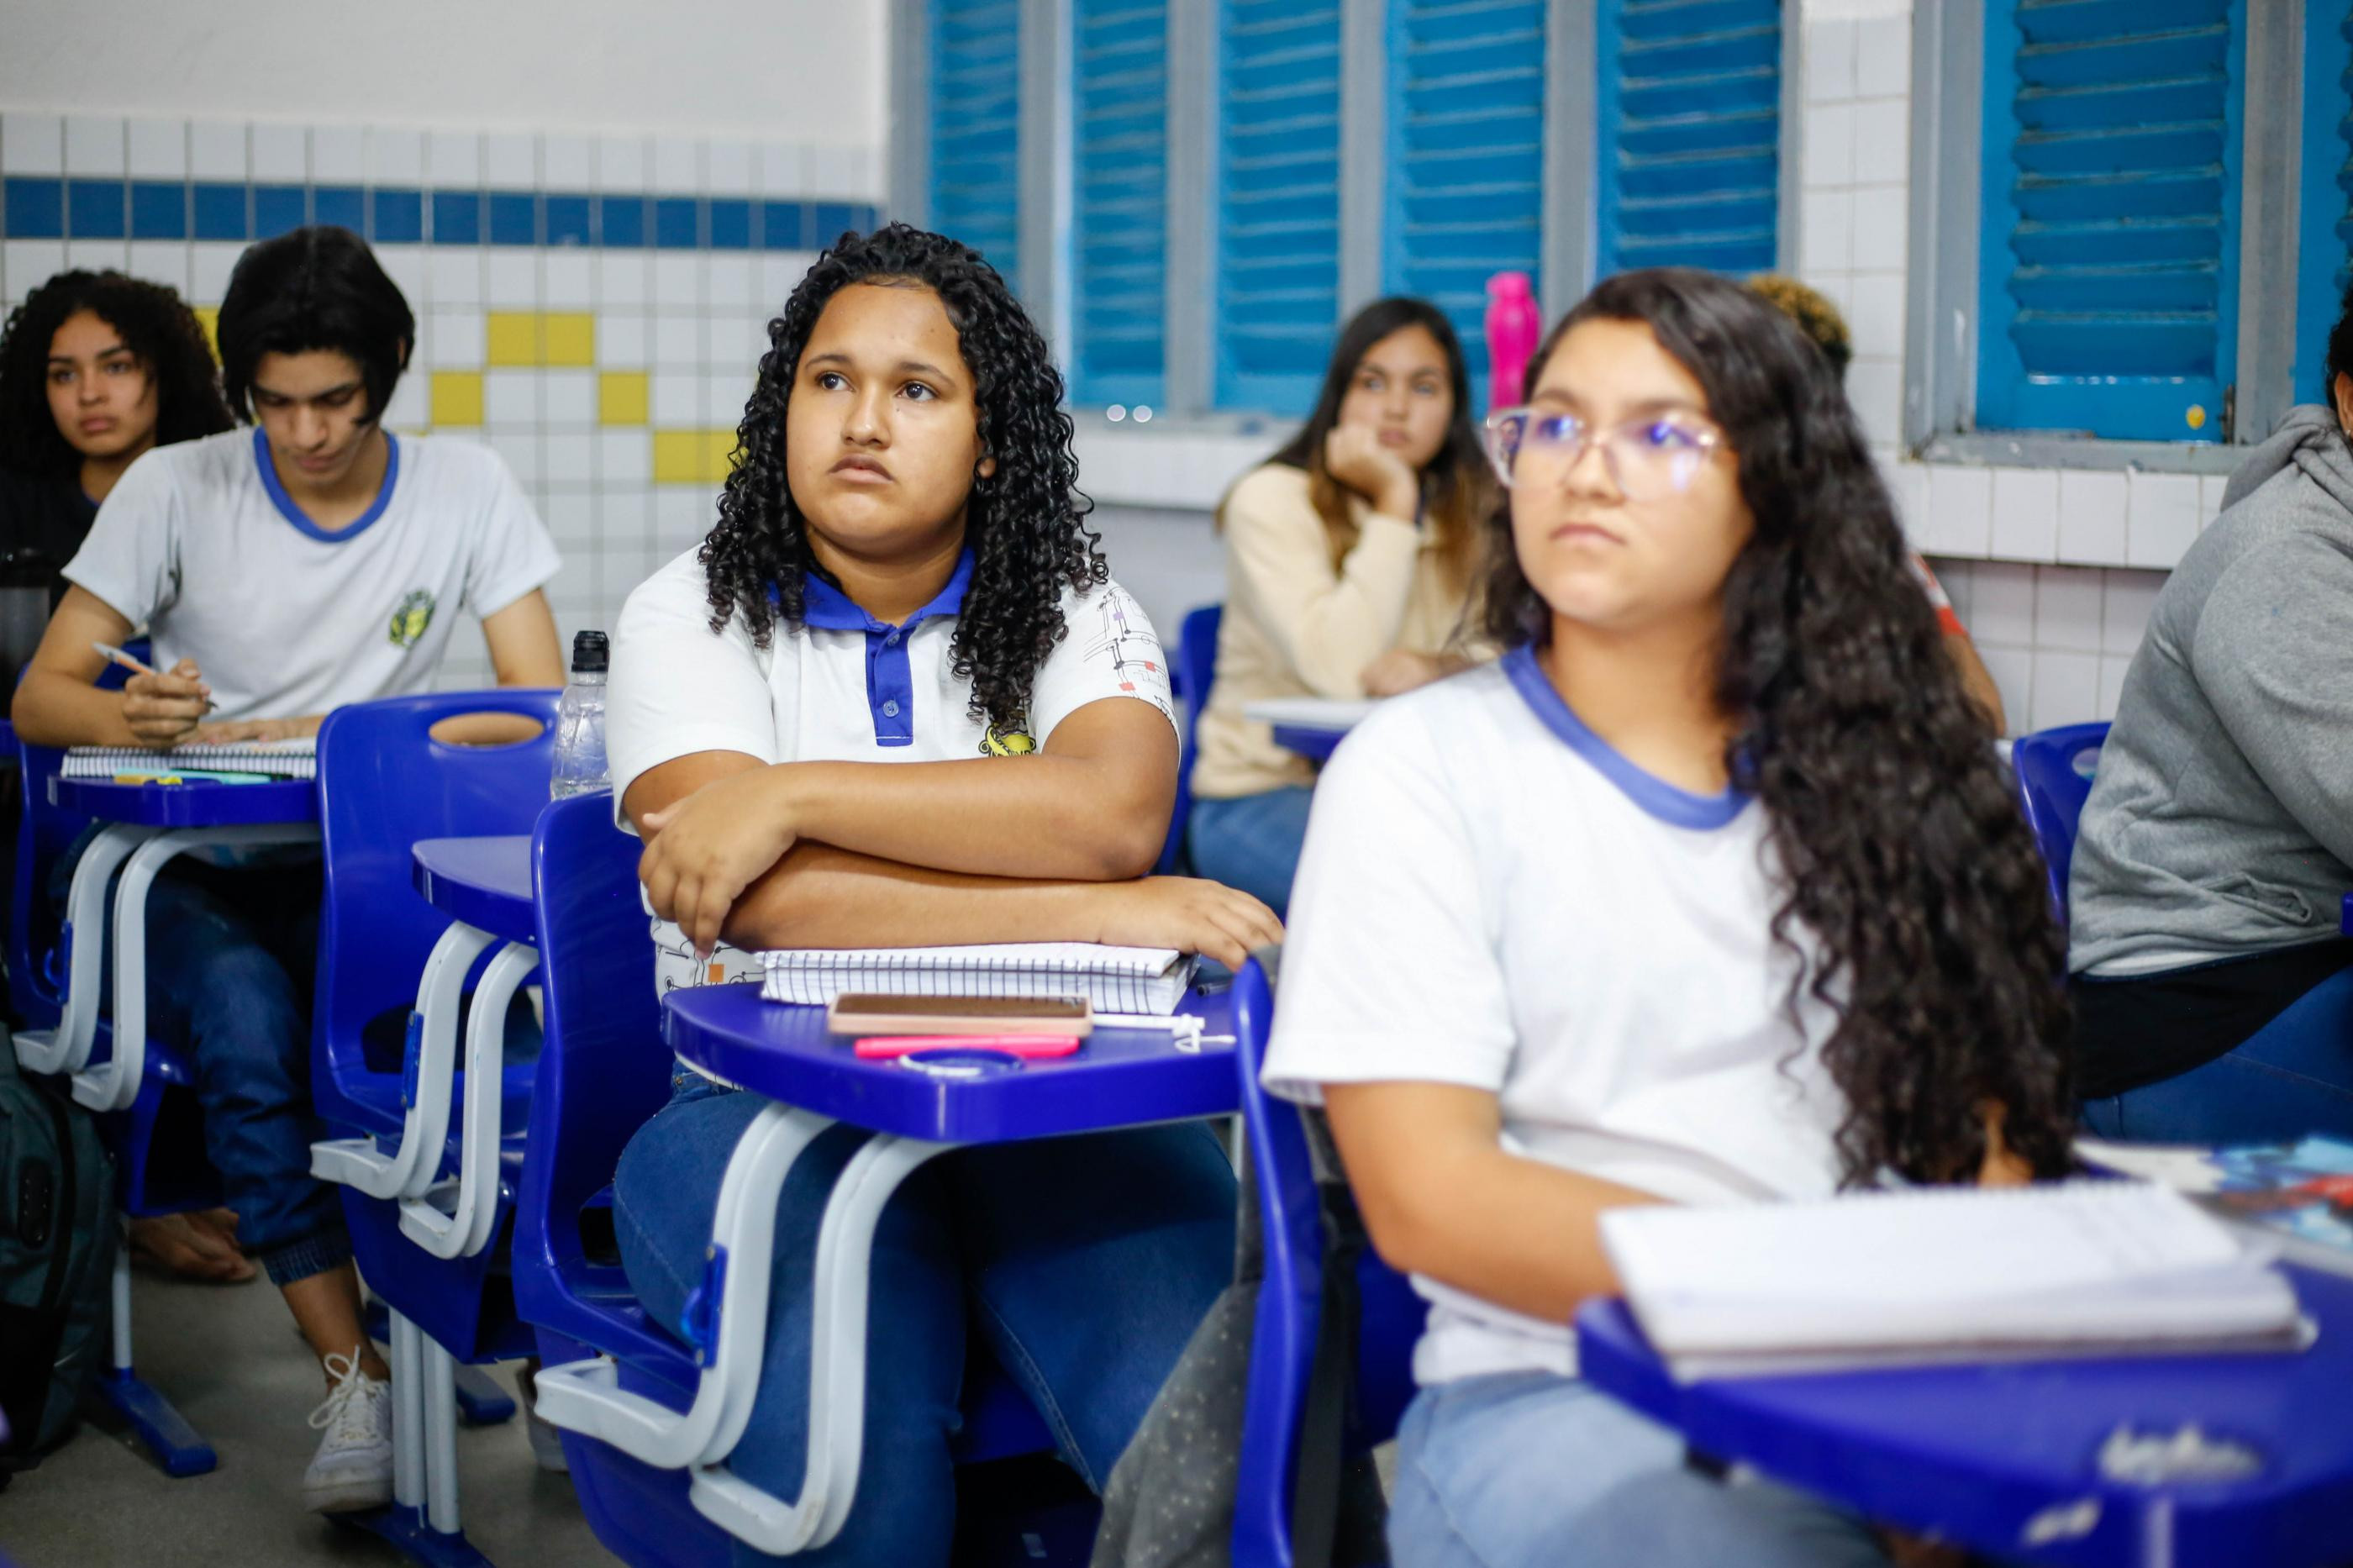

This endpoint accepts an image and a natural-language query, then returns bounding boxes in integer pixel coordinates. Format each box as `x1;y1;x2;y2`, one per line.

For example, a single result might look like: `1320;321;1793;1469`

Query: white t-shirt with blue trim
1261;646;1849;1386
64;426;559;721
607;545;1177;997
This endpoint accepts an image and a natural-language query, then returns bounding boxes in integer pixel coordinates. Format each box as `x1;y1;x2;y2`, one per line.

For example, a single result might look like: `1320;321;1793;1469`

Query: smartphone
825;992;1094;1039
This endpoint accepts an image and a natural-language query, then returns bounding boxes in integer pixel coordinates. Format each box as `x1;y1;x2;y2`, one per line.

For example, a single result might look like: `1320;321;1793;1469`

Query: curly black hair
699;224;1105;736
0;270;233;476
1487;269;2074;1187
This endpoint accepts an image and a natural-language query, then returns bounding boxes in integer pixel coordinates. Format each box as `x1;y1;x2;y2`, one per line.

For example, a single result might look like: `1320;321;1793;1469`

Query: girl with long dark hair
1187;297;1496;918
605;224;1278;1565
1261;269;2073;1565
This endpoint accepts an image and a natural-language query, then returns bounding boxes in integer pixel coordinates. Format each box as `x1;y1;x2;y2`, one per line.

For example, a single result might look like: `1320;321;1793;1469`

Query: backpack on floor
0;1044;117;1476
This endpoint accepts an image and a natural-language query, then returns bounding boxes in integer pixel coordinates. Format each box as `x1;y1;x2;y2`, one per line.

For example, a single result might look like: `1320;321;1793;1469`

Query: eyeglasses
1482;407;1726;500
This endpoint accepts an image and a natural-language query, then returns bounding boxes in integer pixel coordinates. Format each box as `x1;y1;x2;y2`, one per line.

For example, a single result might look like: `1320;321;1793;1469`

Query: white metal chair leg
312;919;497;1200
398;939;536;1259
13;823;152;1076
530;1101;835;1467
422;1333;461;1534
390;1310;425;1511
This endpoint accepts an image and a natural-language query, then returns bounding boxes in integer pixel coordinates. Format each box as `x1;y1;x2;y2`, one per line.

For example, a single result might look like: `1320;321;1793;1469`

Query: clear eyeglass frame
1481;406;1726;501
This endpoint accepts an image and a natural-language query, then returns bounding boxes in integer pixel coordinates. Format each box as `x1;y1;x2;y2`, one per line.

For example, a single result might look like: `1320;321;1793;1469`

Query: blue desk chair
1229;955;1424;1568
1156;603;1222;875
2009;722;2108;923
513;794;1069;1565
309;689;557;1565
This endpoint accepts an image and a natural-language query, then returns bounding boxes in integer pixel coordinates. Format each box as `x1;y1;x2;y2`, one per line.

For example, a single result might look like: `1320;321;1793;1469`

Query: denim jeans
612;1072;1238;1567
2081;964;2353;1145
1186;785;1315;921
1388;1371;1888;1568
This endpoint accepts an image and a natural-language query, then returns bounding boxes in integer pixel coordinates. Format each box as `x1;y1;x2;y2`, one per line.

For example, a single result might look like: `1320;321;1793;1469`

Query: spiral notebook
760;943;1196;1014
1600;1181;2308;1381
64;738;316;779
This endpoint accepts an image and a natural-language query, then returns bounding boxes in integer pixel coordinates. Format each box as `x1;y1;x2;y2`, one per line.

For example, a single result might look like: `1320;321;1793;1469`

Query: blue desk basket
1156;602;1223;875
2009;721;2108;924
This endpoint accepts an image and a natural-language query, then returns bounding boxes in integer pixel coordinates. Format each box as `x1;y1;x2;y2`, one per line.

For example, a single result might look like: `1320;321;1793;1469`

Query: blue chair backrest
1230;955;1424;1568
313;689;559;1122
513;792;676;1373
2009;722;2108;924
1156;603;1223;875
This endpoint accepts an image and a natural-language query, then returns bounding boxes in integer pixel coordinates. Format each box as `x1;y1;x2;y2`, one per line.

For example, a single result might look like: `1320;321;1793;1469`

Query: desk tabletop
1575;1267;2353;1567
412;834;536;944
663;982;1238;1144
51;772;318;827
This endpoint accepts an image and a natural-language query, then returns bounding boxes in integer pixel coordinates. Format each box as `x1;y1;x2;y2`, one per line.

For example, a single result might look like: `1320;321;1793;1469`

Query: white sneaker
303;1349;394;1513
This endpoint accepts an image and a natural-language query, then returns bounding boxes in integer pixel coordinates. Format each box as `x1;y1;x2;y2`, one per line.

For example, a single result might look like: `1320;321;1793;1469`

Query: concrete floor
0;1264;616;1568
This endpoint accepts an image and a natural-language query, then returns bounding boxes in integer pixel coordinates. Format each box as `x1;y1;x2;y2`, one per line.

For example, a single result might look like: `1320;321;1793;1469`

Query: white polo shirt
608;545;1177;996
1261;648;1849;1386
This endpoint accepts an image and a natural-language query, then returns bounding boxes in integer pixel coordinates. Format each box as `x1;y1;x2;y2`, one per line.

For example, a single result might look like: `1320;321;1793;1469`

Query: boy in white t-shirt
1262;270;2075;1566
12;225;562;1512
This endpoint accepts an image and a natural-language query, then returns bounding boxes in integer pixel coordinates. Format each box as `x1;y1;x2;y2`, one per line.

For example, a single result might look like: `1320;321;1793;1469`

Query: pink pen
852;1034;1082;1060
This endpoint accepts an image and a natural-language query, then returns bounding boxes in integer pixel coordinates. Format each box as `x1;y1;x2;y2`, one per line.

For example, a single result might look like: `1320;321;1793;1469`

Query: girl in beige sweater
1188;297;1495;916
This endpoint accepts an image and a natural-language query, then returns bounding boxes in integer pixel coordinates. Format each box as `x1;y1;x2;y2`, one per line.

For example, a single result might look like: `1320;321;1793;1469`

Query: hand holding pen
95;641;218;749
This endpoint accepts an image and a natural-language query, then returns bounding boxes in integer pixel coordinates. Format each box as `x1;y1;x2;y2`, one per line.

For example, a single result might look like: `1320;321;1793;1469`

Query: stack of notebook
759;942;1196;1014
64;737;317;780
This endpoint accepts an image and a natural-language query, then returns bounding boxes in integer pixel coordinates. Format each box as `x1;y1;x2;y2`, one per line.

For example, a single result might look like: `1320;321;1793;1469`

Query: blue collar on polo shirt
795;550;975;747
252;426;401;543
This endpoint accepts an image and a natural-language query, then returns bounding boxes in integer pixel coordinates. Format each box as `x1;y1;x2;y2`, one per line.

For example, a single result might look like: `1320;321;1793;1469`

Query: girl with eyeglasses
1261;269;2074;1566
1187;297;1497;920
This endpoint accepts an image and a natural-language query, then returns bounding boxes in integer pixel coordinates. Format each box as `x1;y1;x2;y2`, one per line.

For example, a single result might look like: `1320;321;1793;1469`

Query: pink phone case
852;1034;1082;1060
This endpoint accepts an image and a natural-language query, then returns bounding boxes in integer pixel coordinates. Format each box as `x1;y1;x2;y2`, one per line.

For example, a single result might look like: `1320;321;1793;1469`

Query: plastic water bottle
1484;271;1541;413
550;630;609;800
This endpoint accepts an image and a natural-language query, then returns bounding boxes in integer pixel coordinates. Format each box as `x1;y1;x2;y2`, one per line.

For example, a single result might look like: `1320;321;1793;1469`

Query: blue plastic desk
53;771;318;826
1268;723;1346;764
1575;1268;2353;1567
411;834;535;944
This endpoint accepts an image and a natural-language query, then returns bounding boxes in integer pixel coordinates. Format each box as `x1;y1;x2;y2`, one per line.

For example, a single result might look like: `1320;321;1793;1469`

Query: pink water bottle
1484;271;1540;412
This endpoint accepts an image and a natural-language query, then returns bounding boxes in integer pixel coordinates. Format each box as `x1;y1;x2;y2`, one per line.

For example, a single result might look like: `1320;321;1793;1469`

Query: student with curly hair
1263;270;2074;1566
0;269;234;609
604;224;1279;1565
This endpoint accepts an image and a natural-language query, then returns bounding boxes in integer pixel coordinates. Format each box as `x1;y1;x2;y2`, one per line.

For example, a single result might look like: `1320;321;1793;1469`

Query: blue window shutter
1216;0;1344;413
1593;0;1782;279
2292;3;2353;408
1071;0;1168;408
1382;0;1546;387
930;0;1023;297
1977;0;2245;442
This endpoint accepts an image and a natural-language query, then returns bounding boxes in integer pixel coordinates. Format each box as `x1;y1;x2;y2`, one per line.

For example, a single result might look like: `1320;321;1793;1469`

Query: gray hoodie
2070;404;2353;975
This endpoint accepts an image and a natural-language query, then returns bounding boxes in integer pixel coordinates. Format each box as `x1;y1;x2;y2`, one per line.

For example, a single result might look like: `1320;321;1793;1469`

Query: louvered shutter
1977;0;2245;441
1072;0;1169;408
2292;3;2353;404
1384;0;1547;385
929;0;1024;297
1215;0;1345;412
1593;0;1782;278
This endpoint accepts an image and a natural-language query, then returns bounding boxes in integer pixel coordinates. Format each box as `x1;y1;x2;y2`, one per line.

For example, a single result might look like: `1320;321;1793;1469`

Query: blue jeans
612;1074;1237;1567
2082;966;2353;1145
1388;1371;1887;1568
1186;786;1314;921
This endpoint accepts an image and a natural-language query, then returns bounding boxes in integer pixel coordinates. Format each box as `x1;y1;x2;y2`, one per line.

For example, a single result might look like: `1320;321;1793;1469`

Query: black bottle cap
571;629;609;674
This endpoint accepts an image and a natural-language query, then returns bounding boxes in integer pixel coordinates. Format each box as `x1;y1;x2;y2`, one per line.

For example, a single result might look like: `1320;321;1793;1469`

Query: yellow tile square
485;312;540;367
542;313;595;366
703;429;738;481
429;371;484;428
652;429;705;485
599;371;650;426
194;307;219;356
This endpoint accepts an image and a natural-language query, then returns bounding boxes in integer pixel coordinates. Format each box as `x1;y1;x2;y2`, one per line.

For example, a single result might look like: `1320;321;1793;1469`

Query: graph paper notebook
64;737;315;779
760;943;1195;1014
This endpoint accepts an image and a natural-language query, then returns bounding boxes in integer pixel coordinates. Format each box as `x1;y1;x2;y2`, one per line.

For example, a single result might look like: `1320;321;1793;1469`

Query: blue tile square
488;191;539;246
431;191;482;245
813;203;861;246
545;193;592;247
192;182;249;241
759;201;805;251
654;197;702;250
253;183;307;238
708;198;751;250
369;187;424;245
2;177;64;239
598;195;647;248
66;180;127;239
129;182;187;240
313;186;364;234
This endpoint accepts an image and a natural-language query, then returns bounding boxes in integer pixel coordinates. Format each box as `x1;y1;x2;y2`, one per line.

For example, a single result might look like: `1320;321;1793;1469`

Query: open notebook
759;943;1197;1015
64;737;316;780
1600;1181;2308;1381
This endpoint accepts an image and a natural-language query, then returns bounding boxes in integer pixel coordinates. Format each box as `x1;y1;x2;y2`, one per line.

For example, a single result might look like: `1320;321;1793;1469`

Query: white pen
92;641;218;713
1096;1013;1200;1032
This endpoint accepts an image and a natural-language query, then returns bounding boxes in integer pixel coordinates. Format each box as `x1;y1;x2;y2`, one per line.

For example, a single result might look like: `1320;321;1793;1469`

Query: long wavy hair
1250;297;1493;599
0;270;233;476
1486;269;2073;1186
699;224;1105;736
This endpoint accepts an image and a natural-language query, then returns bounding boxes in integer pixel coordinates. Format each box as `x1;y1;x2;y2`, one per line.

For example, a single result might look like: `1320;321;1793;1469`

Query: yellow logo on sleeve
981;724;1036;756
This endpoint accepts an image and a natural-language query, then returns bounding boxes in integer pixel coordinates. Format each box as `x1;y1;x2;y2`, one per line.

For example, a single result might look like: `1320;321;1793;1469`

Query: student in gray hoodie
2070;281;2353;1144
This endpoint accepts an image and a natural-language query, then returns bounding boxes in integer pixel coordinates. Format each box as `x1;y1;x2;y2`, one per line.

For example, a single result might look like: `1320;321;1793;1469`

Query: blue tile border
1;174;878;252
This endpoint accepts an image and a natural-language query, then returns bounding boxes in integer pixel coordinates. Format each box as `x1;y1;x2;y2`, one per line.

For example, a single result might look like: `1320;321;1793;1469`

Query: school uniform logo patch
981;724;1036;756
388;590;436;649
